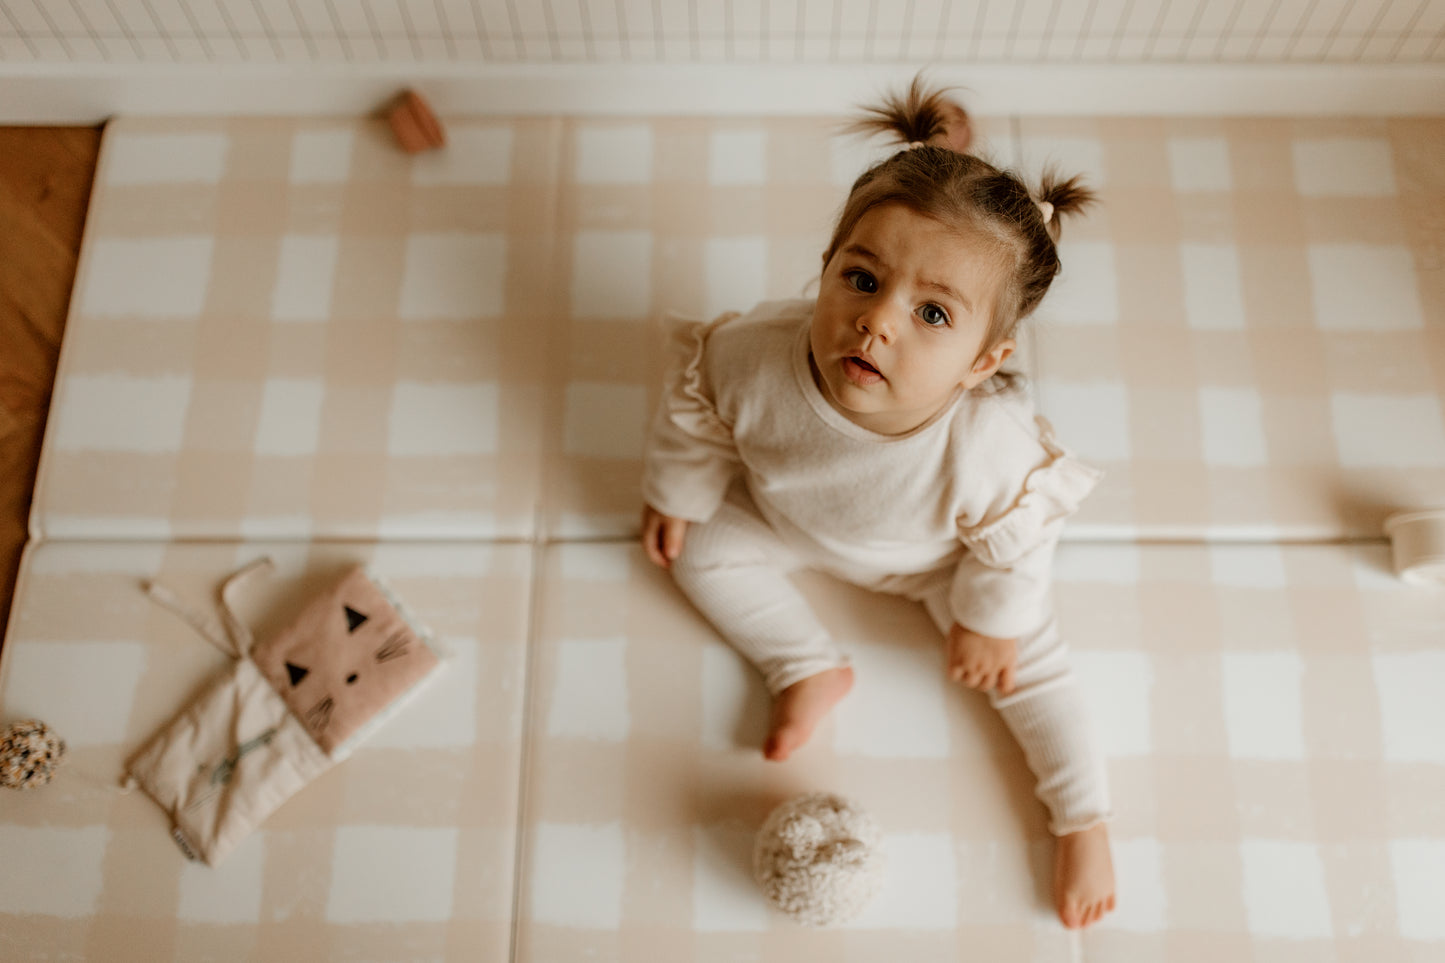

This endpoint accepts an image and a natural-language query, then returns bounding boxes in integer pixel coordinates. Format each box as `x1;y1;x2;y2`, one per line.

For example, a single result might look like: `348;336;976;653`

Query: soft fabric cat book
125;558;442;865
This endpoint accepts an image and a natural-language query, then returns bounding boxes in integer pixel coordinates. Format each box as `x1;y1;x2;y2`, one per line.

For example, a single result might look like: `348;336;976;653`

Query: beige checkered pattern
33;116;560;541
516;541;1445;959
3;115;1444;960
0;540;530;961
1021;117;1445;539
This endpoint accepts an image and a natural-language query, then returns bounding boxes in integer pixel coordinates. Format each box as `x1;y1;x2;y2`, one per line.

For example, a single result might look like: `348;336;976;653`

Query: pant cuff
764;654;852;696
1049;810;1114;837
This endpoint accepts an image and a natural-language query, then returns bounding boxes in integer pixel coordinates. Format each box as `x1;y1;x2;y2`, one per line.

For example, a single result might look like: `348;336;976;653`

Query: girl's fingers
662;520;686;560
951;654;1019;691
998;663;1016;695
640;513;687;568
641;517;667;567
960;663;1010;692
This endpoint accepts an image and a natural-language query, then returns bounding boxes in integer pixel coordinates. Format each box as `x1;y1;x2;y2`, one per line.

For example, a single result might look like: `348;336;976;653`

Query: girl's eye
844;270;877;294
919;303;950;327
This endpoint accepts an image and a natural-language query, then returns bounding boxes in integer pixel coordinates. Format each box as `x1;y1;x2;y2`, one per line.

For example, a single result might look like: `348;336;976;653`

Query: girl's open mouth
843;356;883;385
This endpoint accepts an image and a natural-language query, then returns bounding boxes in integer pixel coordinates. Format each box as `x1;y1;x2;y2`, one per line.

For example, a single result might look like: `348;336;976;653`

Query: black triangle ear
345;606;368;633
286;662;310;686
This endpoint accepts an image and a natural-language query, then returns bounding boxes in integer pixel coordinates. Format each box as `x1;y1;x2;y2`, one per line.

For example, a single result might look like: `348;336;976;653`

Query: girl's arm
641;318;743;524
948;525;1061;642
949;411;1101;640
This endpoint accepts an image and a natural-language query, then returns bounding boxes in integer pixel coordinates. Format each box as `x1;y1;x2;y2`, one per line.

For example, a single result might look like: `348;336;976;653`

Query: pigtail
846;75;972;154
1034;166;1097;242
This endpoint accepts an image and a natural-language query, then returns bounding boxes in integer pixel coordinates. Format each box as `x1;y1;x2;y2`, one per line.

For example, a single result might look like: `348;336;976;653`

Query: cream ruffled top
642;299;1103;639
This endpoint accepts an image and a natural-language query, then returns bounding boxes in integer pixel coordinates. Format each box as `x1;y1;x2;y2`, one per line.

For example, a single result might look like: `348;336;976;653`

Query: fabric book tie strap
143;557;274;659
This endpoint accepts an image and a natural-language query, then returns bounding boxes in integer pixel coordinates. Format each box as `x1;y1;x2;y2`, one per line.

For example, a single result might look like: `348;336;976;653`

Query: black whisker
375;630;412;663
306;696;335;732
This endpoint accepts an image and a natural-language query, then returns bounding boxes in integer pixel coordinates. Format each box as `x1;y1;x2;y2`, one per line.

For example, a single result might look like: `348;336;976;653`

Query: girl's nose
856;301;901;342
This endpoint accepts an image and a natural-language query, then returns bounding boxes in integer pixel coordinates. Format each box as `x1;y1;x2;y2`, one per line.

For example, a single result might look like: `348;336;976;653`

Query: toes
1057;884;1117;929
1086;897;1115;926
764;722;808;762
1064;899;1107;929
762;734;790;761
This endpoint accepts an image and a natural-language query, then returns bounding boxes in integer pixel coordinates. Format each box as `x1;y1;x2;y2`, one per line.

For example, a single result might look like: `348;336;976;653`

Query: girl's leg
914;587;1110;832
989;616;1112;836
916;583;1115;927
671;499;850;696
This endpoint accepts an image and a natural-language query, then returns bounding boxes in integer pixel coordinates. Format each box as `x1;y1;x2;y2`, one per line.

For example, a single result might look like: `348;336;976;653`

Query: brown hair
826;76;1097;382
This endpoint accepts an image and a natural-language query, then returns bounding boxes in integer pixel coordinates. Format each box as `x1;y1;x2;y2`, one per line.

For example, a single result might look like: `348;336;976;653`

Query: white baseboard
1;62;1442;123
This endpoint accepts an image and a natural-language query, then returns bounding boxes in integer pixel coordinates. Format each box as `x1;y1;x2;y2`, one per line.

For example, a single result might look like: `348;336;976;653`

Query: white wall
2;1;1443;121
4;0;1443;64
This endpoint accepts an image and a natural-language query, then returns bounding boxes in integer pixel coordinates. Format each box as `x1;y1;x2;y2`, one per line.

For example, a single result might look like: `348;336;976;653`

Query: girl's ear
964;338;1016;387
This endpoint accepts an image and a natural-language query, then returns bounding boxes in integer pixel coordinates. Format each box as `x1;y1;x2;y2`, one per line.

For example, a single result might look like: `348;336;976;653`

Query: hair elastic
1037;200;1055;224
904;140;927;150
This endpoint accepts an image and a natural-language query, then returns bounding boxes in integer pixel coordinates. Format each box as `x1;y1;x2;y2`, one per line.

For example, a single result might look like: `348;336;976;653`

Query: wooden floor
0;126;102;653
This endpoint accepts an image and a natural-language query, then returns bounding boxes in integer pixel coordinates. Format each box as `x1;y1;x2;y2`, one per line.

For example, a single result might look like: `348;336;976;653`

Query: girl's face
810;203;1015;436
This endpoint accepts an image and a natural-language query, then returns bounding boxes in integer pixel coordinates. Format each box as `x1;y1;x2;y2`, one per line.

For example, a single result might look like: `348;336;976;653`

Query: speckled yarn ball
753;792;886;927
0;720;66;790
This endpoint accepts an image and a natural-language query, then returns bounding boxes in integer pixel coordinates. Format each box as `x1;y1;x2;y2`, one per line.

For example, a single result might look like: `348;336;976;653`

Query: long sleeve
948;416;1103;639
641;316;742;522
949;524;1060;639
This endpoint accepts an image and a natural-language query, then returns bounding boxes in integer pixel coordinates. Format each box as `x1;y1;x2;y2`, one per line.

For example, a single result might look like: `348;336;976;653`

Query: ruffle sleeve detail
957;415;1104;569
641;312;745;523
660;313;738;450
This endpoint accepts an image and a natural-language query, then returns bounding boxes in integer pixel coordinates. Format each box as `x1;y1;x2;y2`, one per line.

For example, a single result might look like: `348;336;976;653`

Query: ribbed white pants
670;494;1112;835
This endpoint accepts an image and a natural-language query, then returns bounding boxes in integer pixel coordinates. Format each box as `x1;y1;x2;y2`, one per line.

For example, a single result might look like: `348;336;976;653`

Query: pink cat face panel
250;566;438;755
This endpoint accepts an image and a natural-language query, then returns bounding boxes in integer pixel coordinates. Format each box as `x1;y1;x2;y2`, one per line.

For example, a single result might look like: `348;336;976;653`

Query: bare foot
763;666;855;761
1055;823;1116;929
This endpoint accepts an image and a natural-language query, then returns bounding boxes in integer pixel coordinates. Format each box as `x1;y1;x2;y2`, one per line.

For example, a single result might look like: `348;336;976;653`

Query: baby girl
640;79;1115;929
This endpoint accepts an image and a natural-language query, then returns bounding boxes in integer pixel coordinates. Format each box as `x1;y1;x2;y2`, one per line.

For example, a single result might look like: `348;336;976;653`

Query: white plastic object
1383;509;1445;587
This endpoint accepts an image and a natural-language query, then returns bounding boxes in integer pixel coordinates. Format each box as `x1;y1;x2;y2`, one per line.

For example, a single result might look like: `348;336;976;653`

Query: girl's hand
946;623;1017;695
641;505;689;568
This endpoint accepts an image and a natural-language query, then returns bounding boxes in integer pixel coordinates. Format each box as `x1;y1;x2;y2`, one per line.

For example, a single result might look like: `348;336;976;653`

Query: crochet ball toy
0;720;66;790
753;792;886;926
